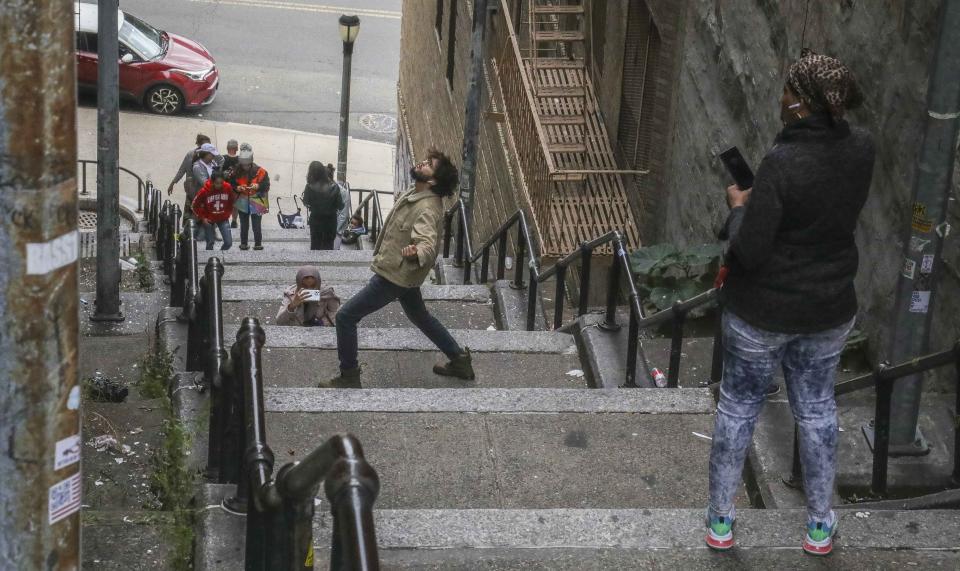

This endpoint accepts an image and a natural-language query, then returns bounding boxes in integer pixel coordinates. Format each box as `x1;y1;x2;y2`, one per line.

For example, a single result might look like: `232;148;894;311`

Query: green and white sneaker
803;511;838;556
705;508;735;550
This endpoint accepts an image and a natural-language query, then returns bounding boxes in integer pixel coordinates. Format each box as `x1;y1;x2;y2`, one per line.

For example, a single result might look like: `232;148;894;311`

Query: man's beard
410;166;431;183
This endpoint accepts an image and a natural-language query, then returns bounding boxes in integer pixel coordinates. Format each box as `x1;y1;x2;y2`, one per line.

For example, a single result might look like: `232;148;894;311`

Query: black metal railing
153;211;381;568
353;188;389;245
784;342;960;496
77;159;148;213
442;199;709;388
217;318;381;571
145;181;162;235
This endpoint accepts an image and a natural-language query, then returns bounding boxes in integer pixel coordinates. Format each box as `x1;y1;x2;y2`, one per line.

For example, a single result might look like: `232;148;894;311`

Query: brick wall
398;0;535;261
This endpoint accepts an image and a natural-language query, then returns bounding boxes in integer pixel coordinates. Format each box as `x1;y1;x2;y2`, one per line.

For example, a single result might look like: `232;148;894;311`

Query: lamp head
339;14;360;44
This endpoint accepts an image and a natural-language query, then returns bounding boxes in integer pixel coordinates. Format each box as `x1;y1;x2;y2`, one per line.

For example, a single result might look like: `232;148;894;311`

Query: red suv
74;2;219;115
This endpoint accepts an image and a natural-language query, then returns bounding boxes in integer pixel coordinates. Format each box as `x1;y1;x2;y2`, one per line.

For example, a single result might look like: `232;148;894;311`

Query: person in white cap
230;143;270;250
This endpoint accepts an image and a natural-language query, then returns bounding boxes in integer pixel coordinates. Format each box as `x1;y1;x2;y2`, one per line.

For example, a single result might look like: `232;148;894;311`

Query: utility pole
336;15;361;184
0;0;82;568
459;0;489;227
882;0;960;454
91;0;124;322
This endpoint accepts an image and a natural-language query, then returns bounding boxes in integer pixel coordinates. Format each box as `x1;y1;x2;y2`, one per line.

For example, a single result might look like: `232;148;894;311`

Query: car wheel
144;85;183;115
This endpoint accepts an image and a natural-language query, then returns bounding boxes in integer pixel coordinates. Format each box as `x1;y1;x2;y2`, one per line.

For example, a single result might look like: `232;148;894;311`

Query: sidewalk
76;107;396;229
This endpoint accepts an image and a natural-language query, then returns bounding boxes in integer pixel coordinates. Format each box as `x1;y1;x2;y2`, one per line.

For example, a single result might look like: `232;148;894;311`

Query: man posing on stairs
319;148;475;388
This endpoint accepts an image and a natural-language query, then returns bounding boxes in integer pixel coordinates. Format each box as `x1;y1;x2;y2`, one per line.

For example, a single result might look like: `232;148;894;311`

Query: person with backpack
167;133;209;219
301;161;344;250
230;143;270;250
191;170;235;250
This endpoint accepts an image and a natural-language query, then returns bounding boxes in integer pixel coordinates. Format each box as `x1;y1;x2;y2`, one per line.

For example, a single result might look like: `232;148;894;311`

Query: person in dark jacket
705;50;875;557
221;139;240;228
301;161;344;250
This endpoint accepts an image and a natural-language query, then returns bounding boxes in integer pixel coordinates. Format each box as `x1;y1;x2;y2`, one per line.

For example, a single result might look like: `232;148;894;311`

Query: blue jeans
708;310;854;522
336;274;463;371
202;220;232;250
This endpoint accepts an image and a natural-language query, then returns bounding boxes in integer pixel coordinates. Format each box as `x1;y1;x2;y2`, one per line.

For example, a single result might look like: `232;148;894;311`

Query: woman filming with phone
705;49;875;556
276;266;340;327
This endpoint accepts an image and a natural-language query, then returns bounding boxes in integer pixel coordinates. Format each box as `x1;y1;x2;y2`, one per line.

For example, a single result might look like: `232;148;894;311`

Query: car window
75;32;86;52
79;32;97;54
119;14;163;60
119;43;139;61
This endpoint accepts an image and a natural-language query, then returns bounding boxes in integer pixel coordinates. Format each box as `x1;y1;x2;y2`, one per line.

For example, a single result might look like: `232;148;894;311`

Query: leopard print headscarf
787;48;863;120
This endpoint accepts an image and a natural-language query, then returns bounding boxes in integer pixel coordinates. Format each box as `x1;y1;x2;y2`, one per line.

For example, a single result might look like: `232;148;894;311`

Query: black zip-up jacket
722;113;876;333
302;181;344;224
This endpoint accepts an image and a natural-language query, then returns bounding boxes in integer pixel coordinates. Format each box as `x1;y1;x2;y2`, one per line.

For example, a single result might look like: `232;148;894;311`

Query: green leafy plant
629;243;724;311
137;348;174;400
135;251;155;291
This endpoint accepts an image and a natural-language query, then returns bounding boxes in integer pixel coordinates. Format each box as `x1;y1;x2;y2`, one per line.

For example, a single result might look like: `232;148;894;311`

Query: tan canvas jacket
370;186;443;288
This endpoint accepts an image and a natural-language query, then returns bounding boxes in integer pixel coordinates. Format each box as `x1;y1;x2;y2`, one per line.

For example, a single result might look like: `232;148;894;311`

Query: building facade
397;0;958;353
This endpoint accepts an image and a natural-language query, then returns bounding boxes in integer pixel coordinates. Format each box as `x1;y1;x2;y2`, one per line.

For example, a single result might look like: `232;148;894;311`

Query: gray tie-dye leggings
708;310;854;522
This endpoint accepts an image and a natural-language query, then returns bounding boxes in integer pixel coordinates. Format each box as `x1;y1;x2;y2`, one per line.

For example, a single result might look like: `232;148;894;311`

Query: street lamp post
336;15;361;184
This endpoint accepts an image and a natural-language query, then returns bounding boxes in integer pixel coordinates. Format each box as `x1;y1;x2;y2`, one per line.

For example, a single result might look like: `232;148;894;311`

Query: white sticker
902;259;916;280
909;291;931;313
27;231;78;275
67;386;80;410
55;435;81;470
920;254;935;274
909;236;931;252
48;472;82;524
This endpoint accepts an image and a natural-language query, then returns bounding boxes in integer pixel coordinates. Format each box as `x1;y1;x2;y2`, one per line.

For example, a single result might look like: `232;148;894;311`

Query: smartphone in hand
302;289;322;303
719;147;755;190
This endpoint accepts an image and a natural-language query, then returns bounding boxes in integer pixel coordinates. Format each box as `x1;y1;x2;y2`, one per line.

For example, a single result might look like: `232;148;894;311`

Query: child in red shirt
192;170;236;250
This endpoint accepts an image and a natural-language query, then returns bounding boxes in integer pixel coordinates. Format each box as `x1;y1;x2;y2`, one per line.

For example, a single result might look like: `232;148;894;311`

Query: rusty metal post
91;0;123;322
0;1;82;568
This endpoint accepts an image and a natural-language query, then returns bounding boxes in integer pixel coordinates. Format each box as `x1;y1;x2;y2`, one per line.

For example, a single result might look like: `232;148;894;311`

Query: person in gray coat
168;133;210;218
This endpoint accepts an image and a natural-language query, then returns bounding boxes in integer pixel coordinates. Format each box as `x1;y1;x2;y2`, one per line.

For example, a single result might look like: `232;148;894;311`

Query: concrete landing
266;410;724;509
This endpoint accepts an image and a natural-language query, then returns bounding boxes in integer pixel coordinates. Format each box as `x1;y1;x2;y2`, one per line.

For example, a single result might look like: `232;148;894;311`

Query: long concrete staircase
154;225;960;569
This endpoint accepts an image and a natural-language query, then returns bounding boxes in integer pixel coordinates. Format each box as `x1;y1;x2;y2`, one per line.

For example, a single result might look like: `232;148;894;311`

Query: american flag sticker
49;472;82;524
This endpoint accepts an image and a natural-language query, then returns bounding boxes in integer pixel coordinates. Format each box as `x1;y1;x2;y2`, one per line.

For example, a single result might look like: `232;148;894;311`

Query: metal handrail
353;188;388;245
77;159;147;213
226;318;380;571
440;199;682;388
785;341;960;496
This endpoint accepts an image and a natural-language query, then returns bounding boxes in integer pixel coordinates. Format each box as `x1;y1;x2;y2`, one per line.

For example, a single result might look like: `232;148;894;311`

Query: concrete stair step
221;285;495;330
200;249;372;266
264;396;719;509
210;228;311;242
219;265;374;284
257;327;583;389
198;494;960;570
532;5;585;15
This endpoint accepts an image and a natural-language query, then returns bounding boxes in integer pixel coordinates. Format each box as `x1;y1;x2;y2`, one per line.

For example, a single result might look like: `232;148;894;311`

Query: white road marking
189;0;401;19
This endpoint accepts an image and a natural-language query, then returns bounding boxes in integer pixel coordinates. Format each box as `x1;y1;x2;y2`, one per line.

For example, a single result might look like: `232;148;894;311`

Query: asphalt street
80;0;401;143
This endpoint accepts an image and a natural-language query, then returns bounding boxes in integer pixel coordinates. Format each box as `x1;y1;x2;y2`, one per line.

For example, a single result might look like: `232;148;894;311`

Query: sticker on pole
920;254;935;275
49;472;82;524
55;435;81;470
909;291;931;314
911;203;934;234
27;231;78;275
901;259;916;280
